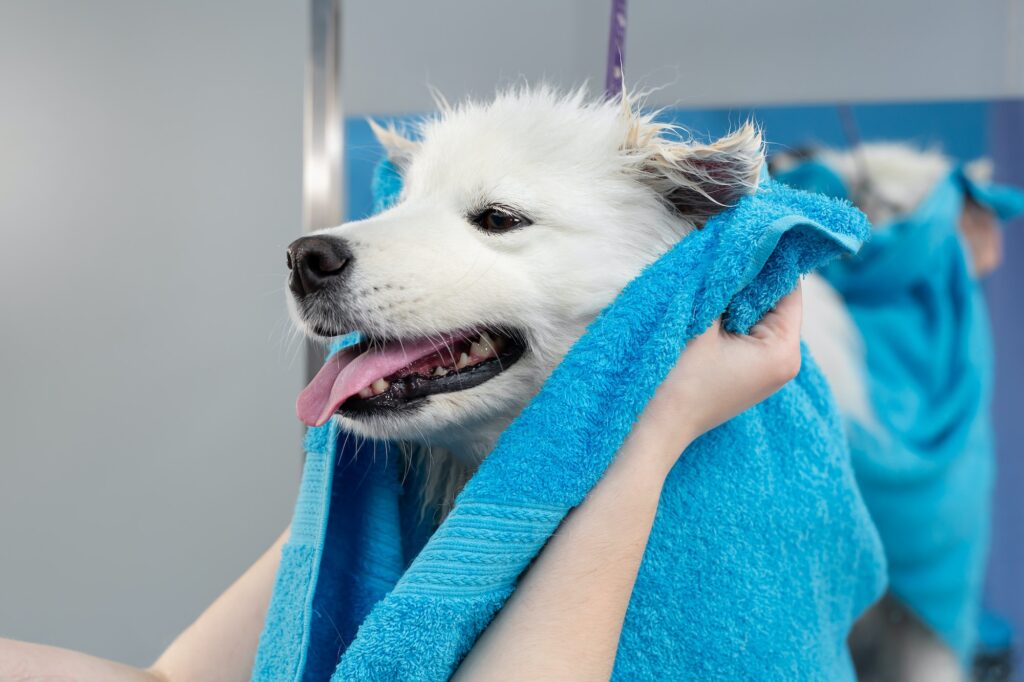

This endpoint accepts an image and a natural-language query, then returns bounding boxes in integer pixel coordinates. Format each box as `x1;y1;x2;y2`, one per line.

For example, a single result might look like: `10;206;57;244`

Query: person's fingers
749;281;803;341
960;201;1004;277
744;282;804;383
975;220;1003;275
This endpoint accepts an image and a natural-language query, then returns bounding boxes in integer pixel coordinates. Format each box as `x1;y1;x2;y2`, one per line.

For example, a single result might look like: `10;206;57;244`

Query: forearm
0;638;159;682
454;427;683;682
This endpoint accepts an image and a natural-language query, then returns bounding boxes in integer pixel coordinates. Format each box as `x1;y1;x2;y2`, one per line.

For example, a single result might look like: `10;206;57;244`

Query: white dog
288;86;763;504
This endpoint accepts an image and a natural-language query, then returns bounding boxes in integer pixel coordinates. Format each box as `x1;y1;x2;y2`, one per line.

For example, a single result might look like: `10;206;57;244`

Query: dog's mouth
296;328;526;426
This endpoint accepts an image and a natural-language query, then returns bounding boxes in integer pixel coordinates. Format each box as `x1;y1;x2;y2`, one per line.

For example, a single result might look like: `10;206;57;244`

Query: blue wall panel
984;101;1024;667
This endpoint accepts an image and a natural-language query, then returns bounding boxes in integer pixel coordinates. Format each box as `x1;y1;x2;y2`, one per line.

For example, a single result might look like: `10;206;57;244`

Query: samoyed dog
287;87;766;501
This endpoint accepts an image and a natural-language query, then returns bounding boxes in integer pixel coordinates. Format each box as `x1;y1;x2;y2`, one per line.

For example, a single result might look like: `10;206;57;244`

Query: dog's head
770;143;950;226
288;87;763;462
772;142;1002;278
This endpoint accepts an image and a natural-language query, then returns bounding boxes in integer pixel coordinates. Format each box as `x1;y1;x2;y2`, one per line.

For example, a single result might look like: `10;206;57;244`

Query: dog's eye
470;207;531;233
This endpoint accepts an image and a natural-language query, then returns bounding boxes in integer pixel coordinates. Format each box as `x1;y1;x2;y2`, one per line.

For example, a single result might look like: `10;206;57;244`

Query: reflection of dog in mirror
772;142;1002;275
776;142;1001;682
784;142;996;439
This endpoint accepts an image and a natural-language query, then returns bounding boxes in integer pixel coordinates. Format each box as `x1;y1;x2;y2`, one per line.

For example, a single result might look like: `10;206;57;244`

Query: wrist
616;420;694;482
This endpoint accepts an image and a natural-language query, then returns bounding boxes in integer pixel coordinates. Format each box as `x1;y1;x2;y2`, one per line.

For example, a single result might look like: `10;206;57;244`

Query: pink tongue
296;332;468;427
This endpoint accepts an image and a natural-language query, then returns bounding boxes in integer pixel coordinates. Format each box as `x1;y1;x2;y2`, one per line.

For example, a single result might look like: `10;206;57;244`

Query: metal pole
304;0;343;379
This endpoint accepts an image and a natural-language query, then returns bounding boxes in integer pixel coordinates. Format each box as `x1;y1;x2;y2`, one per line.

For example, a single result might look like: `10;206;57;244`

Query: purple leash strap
604;0;628;98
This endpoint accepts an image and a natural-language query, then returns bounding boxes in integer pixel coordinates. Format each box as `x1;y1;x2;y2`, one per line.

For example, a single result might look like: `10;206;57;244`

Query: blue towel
252;168;886;681
777;161;1024;663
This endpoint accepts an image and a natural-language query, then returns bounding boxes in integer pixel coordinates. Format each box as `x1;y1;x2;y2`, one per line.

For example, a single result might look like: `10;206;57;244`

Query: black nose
287;235;352;297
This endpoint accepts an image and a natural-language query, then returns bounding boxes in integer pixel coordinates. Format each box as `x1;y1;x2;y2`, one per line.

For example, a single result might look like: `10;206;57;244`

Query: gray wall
342;0;1024;116
0;0;305;665
1;0;1020;669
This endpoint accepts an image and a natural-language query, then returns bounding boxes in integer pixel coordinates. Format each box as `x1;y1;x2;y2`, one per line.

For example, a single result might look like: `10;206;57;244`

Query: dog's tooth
371;378;390;394
469;340;488;358
358;387;373;399
433;366;449;377
475;331;497;357
481;327;501;350
456;352;470;369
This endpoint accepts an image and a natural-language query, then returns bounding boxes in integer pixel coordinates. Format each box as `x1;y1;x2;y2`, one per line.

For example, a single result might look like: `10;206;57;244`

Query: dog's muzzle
296;328;528;426
286;234;528;427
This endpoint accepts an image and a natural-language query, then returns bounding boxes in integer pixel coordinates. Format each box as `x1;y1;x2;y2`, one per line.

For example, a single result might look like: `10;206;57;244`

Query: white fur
296;87;762;468
771;142;952;226
801;272;876;427
817;143;950;226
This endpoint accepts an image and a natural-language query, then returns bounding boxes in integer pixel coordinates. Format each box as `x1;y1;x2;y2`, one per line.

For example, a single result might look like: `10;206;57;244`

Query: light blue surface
252;163;886;679
780;162;1024;664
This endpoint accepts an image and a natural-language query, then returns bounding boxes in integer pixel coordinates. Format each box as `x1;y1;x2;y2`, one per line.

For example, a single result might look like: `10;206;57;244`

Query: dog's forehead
404;98;630;202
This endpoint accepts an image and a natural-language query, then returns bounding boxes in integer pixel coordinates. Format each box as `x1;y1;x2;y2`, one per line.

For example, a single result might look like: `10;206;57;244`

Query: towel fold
779;161;1024;663
253;170;886;681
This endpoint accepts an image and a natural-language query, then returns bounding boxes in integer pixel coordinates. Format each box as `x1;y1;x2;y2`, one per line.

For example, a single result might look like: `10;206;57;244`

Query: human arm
454;285;804;681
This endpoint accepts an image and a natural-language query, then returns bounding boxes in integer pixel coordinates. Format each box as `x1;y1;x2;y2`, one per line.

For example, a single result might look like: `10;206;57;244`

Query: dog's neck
424;396;531;469
404;429;504;519
435;428;503;470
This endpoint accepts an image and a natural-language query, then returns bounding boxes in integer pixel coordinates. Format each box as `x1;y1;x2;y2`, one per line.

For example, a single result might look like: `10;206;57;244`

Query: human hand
959;199;1002;277
622;283;804;475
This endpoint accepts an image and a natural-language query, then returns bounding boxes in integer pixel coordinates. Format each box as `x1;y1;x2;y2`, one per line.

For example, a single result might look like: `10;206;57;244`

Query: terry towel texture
779;162;1024;662
253;170;887;681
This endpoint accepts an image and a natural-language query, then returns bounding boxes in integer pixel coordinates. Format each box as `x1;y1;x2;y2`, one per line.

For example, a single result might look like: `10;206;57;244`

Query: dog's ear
368;119;419;170
636;123;764;227
964;157;994;184
767;145;819;176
